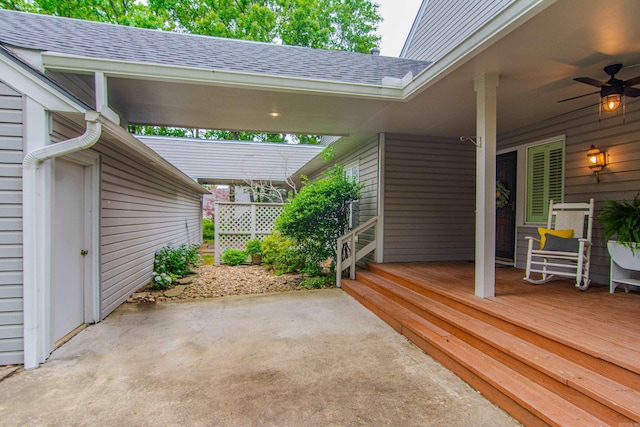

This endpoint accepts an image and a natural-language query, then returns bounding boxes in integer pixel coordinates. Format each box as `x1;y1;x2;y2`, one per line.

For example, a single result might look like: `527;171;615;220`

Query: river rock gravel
128;265;306;303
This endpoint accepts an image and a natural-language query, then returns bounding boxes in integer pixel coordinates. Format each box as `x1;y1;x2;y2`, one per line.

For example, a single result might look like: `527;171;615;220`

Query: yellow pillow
538;228;573;249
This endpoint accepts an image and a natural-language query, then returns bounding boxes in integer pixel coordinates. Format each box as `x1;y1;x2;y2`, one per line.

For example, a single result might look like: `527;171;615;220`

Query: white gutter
23;111;101;169
22;111;102;370
41;52;408;101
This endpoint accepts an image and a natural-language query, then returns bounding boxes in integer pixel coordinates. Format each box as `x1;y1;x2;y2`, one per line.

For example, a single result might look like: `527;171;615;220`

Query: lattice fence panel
214;202;283;264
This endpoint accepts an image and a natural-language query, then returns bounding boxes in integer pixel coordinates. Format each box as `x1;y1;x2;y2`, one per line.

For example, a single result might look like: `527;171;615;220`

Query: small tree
275;165;361;275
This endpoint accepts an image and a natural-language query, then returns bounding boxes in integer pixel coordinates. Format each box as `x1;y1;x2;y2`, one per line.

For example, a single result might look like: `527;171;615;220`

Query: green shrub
222;249;247;266
301;275;336;290
152;244;201;290
275;165;362;273
202;218;215;240
245;238;262;255
261;232;304;275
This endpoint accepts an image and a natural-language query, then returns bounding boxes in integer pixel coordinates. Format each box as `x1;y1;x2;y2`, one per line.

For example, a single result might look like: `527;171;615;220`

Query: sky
375;0;423;57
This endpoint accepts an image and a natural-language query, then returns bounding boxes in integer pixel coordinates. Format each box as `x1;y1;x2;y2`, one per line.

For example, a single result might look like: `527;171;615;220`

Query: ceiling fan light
602;93;621;111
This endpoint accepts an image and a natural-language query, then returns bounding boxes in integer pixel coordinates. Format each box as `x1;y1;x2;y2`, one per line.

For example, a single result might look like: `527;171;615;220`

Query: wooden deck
342;261;640;426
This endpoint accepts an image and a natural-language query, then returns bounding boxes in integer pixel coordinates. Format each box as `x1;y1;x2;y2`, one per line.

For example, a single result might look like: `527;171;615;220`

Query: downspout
22;111;102;370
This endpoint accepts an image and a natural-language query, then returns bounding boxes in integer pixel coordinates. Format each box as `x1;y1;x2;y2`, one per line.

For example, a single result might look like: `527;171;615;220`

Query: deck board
367;262;640;375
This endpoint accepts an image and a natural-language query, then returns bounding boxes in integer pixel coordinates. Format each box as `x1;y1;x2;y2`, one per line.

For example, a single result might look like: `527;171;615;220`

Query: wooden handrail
336;216;378;287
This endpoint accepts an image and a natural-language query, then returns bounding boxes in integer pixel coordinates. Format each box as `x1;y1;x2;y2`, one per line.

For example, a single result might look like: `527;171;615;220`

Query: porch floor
373;261;640;374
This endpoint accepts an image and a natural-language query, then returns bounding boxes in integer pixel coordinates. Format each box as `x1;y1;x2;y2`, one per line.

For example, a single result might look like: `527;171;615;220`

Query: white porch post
474;73;499;298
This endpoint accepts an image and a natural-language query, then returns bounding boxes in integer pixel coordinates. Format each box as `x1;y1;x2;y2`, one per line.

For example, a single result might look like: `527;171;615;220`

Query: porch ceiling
51;0;640;141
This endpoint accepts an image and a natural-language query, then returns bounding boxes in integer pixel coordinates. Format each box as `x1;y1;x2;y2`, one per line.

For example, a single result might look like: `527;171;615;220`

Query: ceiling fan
559;63;640;112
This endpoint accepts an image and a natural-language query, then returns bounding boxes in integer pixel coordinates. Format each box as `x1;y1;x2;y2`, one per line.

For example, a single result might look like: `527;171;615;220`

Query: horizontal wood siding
310;136;379;263
499;101;640;285
0;81;23;365
383;134;476;263
402;0;513;61
51;117;203;319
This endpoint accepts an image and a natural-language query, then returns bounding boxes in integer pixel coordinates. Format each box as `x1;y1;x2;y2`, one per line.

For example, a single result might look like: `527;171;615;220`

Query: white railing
336;216;379;288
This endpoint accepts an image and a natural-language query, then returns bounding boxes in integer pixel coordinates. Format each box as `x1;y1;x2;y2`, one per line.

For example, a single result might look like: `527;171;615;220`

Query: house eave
402;0;557;100
42;52;408;101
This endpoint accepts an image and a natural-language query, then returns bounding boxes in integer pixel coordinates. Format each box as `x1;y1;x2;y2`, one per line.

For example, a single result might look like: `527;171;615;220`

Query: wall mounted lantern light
587;145;607;183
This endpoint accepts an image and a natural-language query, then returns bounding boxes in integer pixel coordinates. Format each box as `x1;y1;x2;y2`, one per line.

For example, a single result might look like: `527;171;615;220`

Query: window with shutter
526;140;564;223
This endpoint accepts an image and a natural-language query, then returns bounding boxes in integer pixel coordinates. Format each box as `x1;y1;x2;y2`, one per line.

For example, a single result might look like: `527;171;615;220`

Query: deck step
342;270;640;426
343;279;608;427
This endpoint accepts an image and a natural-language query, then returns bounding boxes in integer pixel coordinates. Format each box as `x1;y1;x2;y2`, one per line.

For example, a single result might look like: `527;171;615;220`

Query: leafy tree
275;165;361;275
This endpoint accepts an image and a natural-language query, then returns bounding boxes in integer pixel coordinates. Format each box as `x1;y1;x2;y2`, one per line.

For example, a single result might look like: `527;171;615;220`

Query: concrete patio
0;289;518;426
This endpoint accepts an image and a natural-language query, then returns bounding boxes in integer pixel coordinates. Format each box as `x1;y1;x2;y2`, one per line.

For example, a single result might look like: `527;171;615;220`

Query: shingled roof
0;9;430;86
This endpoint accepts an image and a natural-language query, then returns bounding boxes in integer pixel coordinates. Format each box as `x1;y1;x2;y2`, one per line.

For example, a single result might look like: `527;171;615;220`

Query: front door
51;158;86;343
496;151;517;262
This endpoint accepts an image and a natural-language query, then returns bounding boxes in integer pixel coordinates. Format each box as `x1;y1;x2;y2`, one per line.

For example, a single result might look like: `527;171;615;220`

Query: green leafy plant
222;249;247;266
301;275;336;290
599;192;640;251
202;218;215;241
261;232;304;275
275;165;362;274
245;239;262;256
152;244;201;290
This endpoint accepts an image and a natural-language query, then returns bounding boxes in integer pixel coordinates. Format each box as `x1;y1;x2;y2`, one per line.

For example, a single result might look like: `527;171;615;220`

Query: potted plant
599;193;640;270
245;238;263;265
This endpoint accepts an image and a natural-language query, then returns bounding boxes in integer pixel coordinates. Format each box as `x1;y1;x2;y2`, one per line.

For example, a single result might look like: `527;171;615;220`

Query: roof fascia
0;48;86;113
98;118;209;194
401;0;558;100
41;53;408;101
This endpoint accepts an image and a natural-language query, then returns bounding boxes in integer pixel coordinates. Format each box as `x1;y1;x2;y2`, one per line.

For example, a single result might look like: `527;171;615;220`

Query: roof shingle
0;9;430;86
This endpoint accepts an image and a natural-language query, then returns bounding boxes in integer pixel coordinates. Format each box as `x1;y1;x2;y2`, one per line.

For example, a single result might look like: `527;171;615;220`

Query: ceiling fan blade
623;75;640;87
557;91;599;103
574;77;608;87
624;86;640;97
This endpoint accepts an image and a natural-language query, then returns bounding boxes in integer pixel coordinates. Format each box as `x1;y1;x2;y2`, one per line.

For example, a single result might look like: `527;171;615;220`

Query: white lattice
256;205;283;233
214;202;284;264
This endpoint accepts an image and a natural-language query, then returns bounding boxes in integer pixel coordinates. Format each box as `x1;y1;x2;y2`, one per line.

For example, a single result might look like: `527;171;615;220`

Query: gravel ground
128;265;308;303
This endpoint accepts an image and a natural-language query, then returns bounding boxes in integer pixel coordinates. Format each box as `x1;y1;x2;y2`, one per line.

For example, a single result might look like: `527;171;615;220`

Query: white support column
474;73;499;298
94;71;120;125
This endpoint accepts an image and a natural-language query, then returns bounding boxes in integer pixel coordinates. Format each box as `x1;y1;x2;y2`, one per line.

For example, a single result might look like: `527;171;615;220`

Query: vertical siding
402;0;513;61
51;116;203;319
499;101;640;285
0;81;23;365
383;134;476;262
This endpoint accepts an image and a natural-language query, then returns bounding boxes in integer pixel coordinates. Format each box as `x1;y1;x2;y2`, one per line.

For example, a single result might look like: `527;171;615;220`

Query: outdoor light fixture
269;111;280;117
587;145;607;183
601;93;622;112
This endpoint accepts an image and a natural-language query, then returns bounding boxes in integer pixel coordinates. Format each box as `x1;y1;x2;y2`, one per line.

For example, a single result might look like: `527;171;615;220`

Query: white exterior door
51;158;86;343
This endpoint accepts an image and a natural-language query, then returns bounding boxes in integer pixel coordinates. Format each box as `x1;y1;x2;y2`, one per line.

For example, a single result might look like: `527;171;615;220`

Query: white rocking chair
524;199;594;290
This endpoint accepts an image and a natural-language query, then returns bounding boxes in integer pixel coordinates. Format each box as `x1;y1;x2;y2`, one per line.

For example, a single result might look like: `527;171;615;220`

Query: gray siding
0;81;23;365
499;100;640;285
51;116;203;319
140;136;323;184
311;136;379;263
383;134;476;263
402;0;513;61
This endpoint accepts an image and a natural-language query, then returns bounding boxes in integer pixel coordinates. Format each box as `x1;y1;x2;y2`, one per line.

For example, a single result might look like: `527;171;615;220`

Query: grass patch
201;254;215;265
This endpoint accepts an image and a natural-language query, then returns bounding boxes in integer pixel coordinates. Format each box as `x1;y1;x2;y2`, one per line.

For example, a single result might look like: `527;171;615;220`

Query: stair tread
343;278;608;426
355;271;640;422
367;263;640;376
